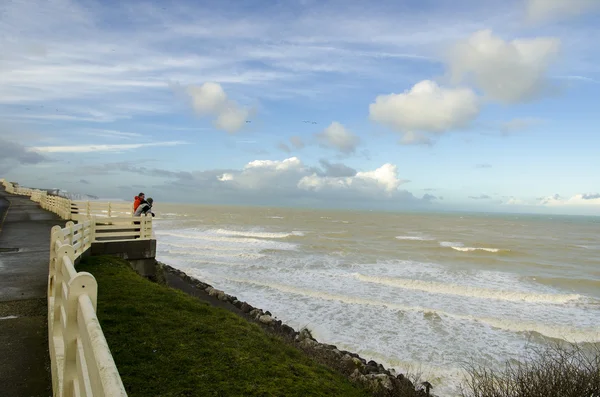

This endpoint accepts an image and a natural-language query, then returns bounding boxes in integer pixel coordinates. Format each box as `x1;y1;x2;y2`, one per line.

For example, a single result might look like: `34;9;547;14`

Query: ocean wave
213;228;304;239
221;277;600;343
353;274;583;304
161;249;266;260
451;247;507;253
439;241;508;253
267;216;284;219
155;231;298;250
395;235;435;241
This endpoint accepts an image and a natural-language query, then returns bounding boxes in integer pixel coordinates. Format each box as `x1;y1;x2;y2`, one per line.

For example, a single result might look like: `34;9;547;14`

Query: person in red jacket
133;192;145;212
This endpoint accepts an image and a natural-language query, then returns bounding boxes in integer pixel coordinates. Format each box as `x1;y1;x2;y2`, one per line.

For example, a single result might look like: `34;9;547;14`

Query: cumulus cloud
186;82;250;133
298;163;405;197
166;156;422;204
315;122;360;154
448;30;560;104
526;0;600;23
369;80;480;142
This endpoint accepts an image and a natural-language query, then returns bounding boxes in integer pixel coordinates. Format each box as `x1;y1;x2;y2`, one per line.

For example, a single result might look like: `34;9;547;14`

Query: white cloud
298;163;405;197
186;82;250;133
315;122;360;154
369;80;480;141
29;141;186;153
210;157;413;201
538;193;600;207
526;0;600;23
447;30;560;103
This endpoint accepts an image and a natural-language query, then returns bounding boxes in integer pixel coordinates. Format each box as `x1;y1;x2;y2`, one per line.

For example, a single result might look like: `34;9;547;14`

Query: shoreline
153;260;433;396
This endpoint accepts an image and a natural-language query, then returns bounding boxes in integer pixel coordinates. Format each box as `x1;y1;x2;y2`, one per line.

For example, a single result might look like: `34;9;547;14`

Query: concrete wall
91;239;157;279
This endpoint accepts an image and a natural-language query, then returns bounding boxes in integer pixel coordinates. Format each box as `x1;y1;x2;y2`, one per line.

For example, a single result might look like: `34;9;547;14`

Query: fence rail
49;223;127;397
1;178;155;396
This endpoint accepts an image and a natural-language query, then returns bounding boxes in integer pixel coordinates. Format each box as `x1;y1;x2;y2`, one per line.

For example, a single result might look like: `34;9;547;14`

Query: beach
153;204;600;396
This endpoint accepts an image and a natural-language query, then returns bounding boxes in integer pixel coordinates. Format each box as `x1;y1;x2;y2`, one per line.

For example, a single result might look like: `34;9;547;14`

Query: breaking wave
353;274;583;304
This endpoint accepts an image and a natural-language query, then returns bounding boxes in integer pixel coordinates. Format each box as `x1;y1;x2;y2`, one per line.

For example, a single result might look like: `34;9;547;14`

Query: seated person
134;197;154;217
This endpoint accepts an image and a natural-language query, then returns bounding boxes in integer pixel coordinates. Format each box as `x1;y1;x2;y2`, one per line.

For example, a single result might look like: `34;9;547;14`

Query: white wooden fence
49;221;127;397
1;178;157;397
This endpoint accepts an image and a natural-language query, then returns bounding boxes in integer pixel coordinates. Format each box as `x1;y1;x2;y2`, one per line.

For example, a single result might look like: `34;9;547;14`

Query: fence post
62;271;98;397
48;226;63;299
65;221;75;246
89;216;96;243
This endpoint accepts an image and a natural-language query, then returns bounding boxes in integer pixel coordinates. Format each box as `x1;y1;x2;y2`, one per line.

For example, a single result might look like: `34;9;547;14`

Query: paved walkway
0;188;64;397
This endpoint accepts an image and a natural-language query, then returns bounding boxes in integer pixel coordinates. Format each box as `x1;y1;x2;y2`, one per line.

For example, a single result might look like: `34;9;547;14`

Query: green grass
78;256;371;397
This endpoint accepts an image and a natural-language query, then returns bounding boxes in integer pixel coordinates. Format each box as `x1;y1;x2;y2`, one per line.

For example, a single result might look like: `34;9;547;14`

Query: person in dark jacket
134;197;154;217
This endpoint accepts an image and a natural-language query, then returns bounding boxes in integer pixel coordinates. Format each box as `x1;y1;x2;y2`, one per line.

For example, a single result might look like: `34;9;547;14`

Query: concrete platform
0;188;63;397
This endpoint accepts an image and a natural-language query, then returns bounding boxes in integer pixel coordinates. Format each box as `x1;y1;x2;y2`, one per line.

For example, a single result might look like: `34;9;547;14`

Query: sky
1;0;599;215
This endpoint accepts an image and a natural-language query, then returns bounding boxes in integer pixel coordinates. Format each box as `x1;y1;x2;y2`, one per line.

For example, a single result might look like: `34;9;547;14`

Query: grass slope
78;256;371;397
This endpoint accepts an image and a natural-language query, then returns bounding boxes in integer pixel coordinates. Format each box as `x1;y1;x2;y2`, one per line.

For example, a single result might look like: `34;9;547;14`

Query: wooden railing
71;201;134;221
49;222;127;397
1;178;157;396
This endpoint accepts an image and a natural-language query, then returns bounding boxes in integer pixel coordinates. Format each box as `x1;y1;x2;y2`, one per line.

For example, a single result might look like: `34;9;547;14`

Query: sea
152;203;600;396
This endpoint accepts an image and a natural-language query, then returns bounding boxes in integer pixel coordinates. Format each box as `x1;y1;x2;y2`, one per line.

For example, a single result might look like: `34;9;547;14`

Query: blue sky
1;0;599;215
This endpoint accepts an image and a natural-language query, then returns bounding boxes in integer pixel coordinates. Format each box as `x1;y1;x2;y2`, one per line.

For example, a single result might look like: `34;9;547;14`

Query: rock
265;311;272;316
331;348;343;357
298;328;313;341
388;368;397;377
249;309;261;317
365;364;379;374
258;315;273;325
371;374;394;390
351;357;364;368
350;369;367;384
205;287;214;294
299;338;318;349
232;299;239;306
240;302;252;313
216;291;227;301
281;324;295;335
341;354;359;372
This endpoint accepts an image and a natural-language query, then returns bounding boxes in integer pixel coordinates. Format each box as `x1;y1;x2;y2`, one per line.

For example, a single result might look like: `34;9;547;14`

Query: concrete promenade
0;187;64;396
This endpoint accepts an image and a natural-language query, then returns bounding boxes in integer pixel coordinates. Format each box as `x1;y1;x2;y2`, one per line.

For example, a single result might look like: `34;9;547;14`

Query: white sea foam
451;247;506;253
213;228;304;239
395;235;435;241
221;277;600;343
0;315;18;320
155;230;298;250
353;274;583;304
439;241;506;253
267;216;284;219
440;241;464;247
